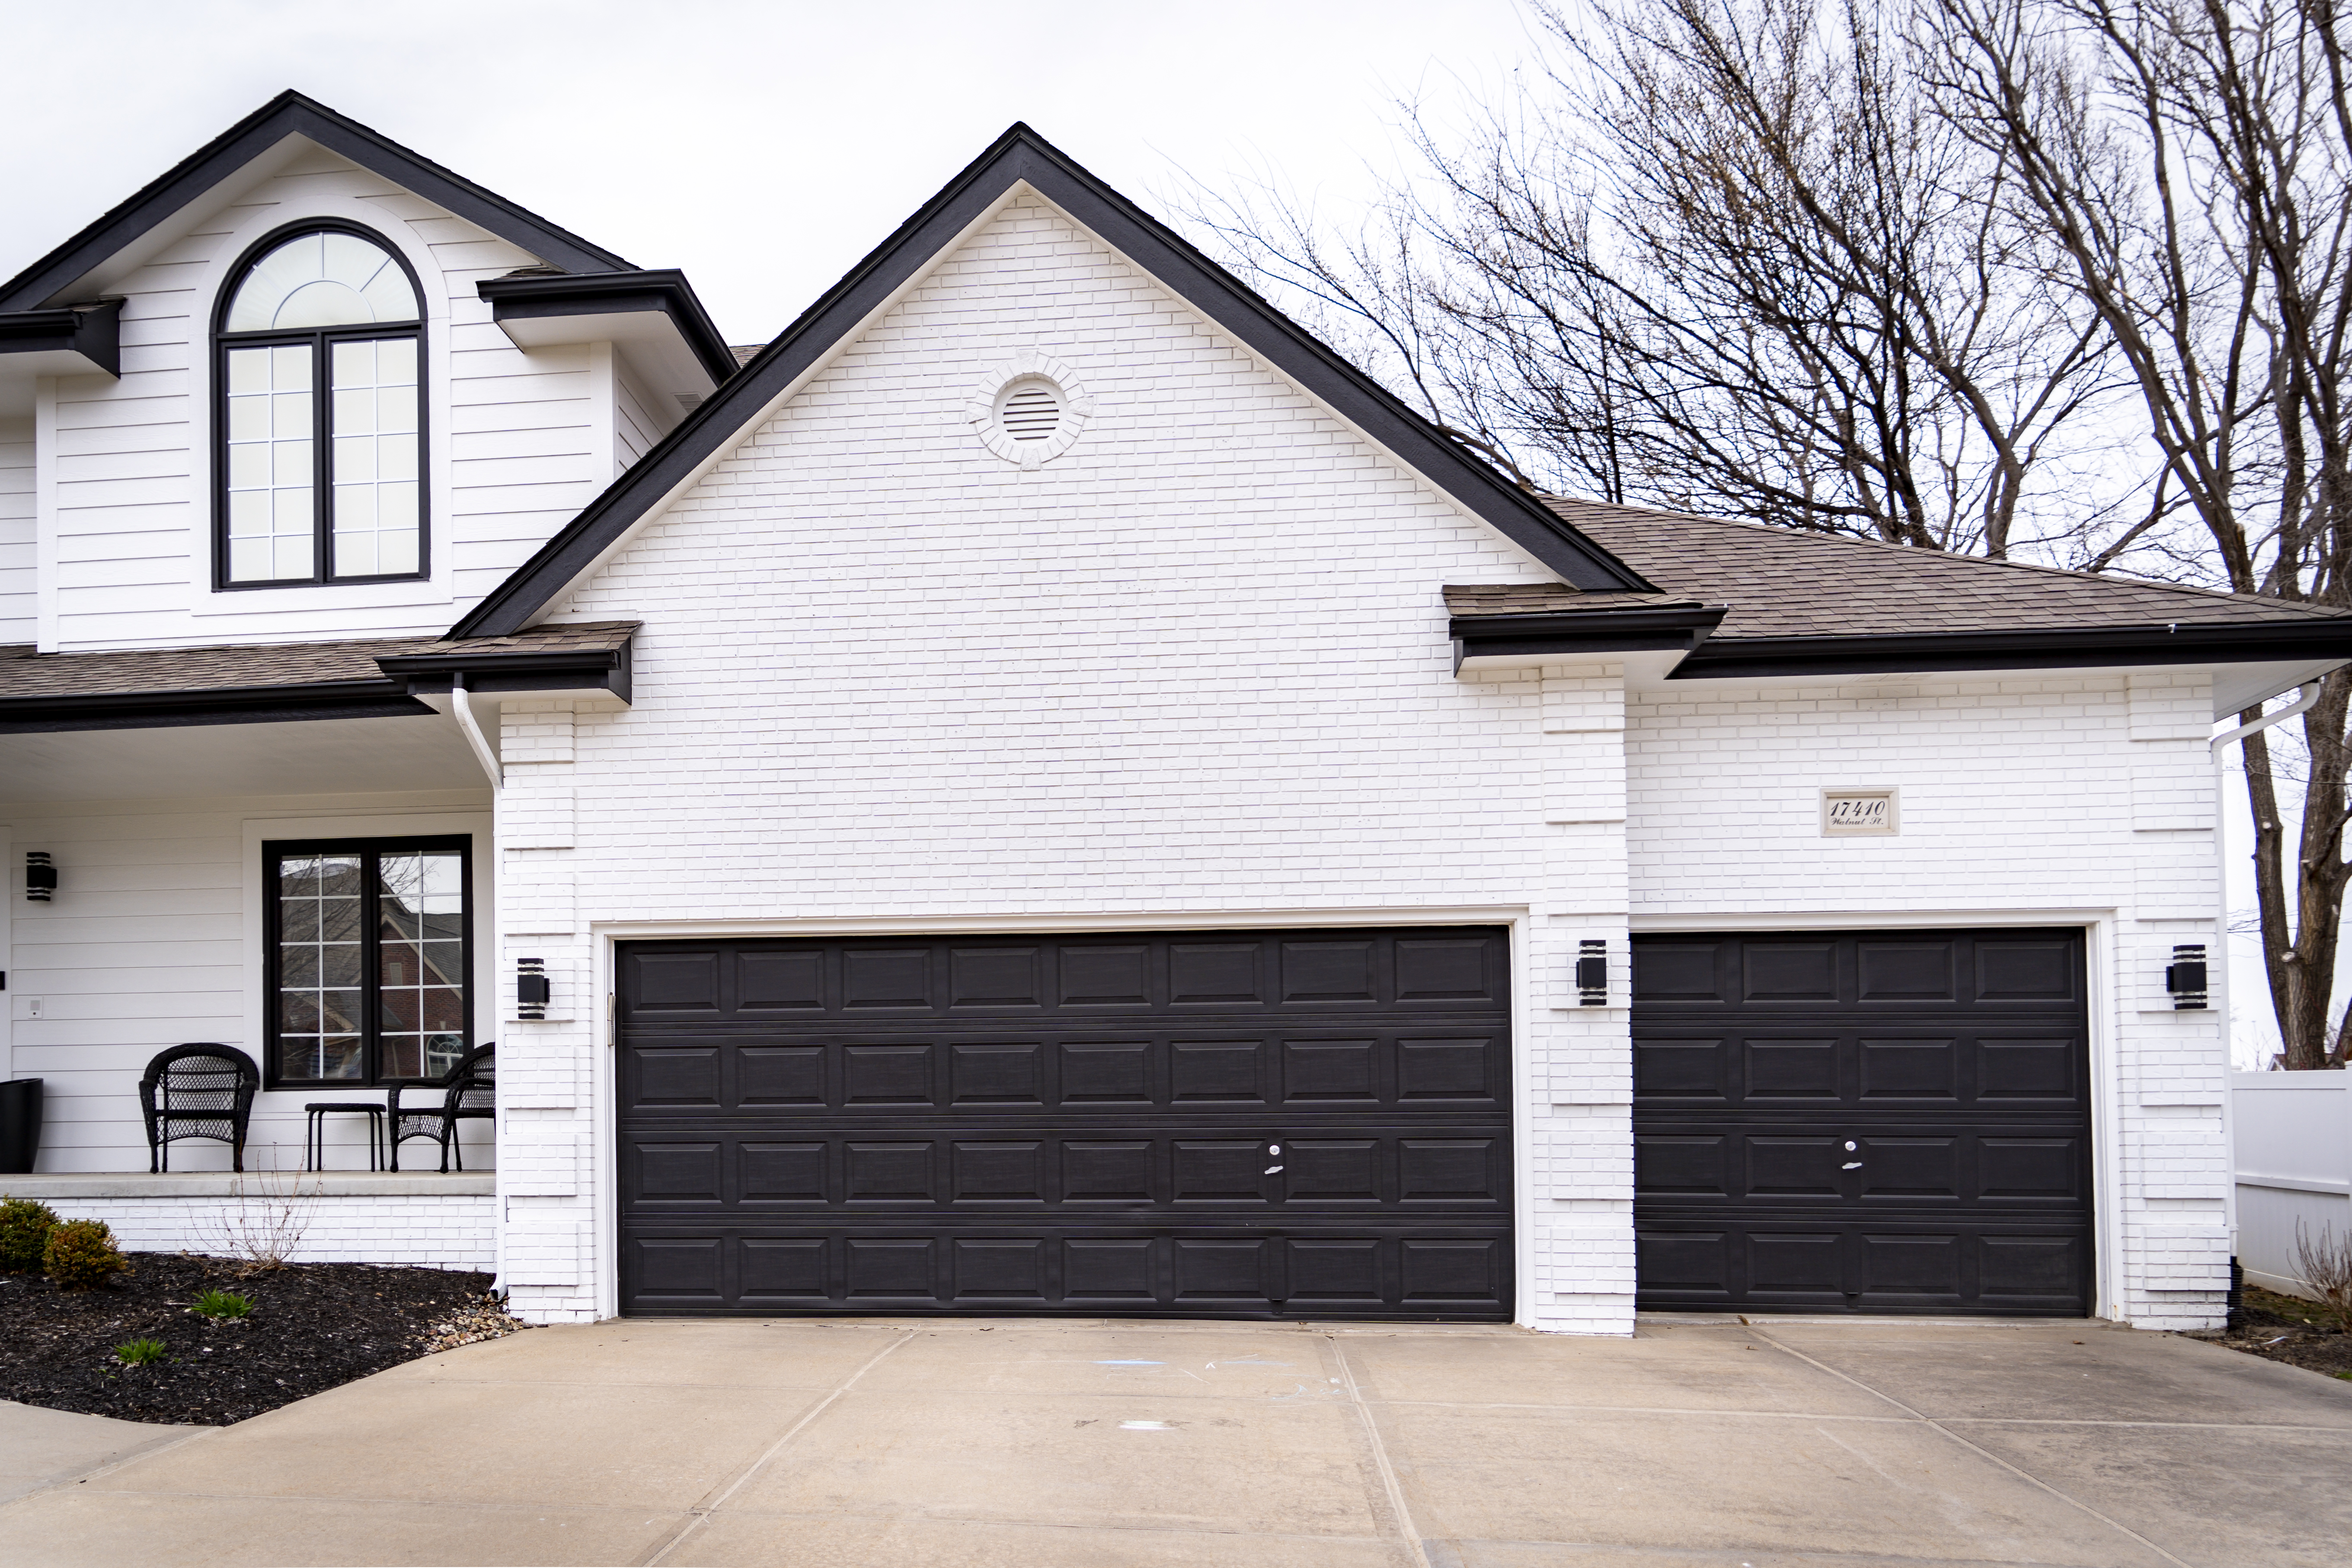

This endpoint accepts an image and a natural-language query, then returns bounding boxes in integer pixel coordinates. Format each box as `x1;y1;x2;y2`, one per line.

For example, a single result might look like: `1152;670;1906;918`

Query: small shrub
0;1197;59;1273
2291;1221;2352;1333
192;1287;253;1319
44;1218;130;1290
113;1338;167;1366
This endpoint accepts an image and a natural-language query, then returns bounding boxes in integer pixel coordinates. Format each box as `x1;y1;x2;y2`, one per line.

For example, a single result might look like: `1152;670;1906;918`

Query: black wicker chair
139;1044;262;1173
387;1043;494;1172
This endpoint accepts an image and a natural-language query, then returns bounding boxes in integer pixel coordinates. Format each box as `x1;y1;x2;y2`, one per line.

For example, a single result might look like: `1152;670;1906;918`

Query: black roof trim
1674;620;2352;679
451;123;1654;638
376;640;632;703
0;299;121;376
477;269;736;386
0;680;431;735
1450;604;1726;670
0;91;631;313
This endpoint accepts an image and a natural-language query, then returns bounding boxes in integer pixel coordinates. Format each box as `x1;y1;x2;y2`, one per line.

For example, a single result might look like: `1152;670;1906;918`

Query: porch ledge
0;1172;496;1199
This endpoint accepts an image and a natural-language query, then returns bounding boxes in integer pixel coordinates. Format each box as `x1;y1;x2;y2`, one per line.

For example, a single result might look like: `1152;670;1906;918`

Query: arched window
214;226;425;586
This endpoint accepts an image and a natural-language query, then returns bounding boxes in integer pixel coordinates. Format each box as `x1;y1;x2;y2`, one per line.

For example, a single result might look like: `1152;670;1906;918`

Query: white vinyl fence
2233;1071;2352;1298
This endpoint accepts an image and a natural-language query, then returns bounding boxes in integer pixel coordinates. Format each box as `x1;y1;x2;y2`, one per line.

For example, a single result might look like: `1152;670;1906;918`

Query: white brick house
4;95;2343;1334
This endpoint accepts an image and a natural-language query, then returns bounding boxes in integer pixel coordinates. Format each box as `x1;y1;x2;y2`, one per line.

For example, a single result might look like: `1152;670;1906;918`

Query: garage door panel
625;1028;1506;1118
739;1046;825;1106
1634;929;2091;1317
619;928;1512;1319
620;1225;1515;1317
1747;1039;1840;1099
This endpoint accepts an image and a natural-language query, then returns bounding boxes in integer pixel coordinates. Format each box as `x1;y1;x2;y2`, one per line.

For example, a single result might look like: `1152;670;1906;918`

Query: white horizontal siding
0;418;31;642
44;147;614;651
3;789;490;1174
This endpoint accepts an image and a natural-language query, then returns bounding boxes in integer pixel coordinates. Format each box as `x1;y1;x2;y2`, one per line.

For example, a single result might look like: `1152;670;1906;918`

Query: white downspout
448;670;503;1296
451;672;502;793
2211;679;2324;755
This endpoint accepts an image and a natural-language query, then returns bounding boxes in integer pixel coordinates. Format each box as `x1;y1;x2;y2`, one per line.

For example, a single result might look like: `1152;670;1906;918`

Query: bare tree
1929;0;2352;1066
1185;0;2132;559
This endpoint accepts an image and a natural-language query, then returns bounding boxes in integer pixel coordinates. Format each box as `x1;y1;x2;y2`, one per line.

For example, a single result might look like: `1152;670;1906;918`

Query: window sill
3;1172;495;1198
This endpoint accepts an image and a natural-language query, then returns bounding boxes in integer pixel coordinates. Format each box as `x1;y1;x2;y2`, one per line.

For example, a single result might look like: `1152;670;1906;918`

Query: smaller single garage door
617;927;1514;1319
1632;929;2093;1316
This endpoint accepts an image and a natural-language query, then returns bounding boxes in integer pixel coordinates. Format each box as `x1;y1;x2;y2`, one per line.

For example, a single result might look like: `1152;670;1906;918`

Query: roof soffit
450;126;1657;638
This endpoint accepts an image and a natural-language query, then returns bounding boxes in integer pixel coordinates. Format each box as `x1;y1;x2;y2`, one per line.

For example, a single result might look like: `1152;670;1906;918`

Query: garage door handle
1841;1161;1863;1170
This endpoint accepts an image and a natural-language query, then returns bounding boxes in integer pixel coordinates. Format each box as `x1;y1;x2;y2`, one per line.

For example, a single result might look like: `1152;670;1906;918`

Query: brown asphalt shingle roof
1521;497;2347;637
0;622;637;702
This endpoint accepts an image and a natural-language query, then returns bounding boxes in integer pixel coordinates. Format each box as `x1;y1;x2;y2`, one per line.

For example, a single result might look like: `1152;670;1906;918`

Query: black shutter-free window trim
262;834;474;1090
210;220;430;592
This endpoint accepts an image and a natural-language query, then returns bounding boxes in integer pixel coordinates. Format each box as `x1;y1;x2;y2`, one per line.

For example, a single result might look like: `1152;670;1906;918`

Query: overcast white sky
0;0;1539;342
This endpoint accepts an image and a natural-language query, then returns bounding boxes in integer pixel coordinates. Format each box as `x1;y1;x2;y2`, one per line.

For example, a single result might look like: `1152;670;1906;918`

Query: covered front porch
0;625;628;1270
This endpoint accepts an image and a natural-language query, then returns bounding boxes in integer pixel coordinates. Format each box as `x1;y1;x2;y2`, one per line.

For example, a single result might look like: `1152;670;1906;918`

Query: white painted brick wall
473;193;2230;1332
38;1194;493;1271
1627;672;2229;1329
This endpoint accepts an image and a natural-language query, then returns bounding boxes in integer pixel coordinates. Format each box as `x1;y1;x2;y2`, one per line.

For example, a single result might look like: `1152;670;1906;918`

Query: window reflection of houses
274;844;467;1083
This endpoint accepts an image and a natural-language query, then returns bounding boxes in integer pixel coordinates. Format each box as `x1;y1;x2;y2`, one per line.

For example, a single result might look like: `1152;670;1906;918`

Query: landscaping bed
2192;1284;2352;1380
0;1252;527;1425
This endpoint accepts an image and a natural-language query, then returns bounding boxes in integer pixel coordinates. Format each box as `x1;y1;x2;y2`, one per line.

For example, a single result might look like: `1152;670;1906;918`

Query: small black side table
303;1103;385;1172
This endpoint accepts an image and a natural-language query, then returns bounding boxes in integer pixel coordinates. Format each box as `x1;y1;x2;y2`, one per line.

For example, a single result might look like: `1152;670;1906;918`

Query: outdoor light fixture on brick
2165;945;2209;1010
1576;940;1608;1005
23;852;54;903
516;957;550;1019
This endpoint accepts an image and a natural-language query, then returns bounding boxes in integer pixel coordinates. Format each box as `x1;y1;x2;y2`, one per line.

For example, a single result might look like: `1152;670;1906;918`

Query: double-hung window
215;225;425;587
266;837;471;1087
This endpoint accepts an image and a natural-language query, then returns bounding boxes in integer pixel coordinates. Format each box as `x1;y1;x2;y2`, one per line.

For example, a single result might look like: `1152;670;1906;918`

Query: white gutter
2212;678;2324;754
450;672;502;792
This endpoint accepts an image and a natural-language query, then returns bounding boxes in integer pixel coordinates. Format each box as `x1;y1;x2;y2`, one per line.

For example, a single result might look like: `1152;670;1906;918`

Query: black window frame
211;219;430;592
262;834;474;1090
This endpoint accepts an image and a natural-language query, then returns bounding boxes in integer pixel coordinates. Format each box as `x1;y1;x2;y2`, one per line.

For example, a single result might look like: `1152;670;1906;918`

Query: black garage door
617;928;1513;1319
1632;929;2093;1316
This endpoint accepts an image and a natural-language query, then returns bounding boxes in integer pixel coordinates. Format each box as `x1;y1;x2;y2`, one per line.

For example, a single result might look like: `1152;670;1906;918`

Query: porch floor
4;1314;2347;1566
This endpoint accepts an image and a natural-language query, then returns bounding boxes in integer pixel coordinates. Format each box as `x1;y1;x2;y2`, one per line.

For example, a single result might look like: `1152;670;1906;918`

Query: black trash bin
0;1079;42;1175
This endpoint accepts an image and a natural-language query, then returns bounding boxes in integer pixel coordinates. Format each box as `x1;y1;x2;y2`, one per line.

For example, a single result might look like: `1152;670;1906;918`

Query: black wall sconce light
24;853;55;904
2165;944;2208;1010
516;957;550;1020
1576;940;1608;1006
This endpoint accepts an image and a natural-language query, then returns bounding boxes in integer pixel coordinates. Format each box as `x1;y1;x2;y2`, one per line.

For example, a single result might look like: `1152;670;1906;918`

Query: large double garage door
617;928;1514;1318
1632;929;2095;1316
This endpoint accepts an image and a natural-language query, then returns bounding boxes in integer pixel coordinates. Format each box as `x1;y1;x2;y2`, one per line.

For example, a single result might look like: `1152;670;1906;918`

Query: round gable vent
996;380;1062;442
968;354;1093;469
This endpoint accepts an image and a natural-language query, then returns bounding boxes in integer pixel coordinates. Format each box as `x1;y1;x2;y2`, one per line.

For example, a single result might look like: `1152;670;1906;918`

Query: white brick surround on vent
470;192;2230;1333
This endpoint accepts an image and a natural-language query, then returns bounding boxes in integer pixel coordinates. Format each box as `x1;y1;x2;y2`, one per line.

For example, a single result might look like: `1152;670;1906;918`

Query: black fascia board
450;123;1655;639
376;642;632;703
477;270;737;385
1672;619;2352;679
0;299;122;376
1450;604;1727;670
0;679;431;735
0;90;630;313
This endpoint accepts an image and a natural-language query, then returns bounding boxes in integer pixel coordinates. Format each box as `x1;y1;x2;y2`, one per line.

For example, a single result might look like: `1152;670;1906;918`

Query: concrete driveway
3;1315;2349;1567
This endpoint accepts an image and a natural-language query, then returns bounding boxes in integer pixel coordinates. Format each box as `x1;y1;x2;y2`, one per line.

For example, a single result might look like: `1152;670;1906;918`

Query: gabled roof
0;90;633;313
449;123;1657;638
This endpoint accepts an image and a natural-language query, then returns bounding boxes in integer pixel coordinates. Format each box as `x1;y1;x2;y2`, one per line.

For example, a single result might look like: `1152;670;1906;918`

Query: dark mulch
2190;1284;2352;1380
0;1252;522;1425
